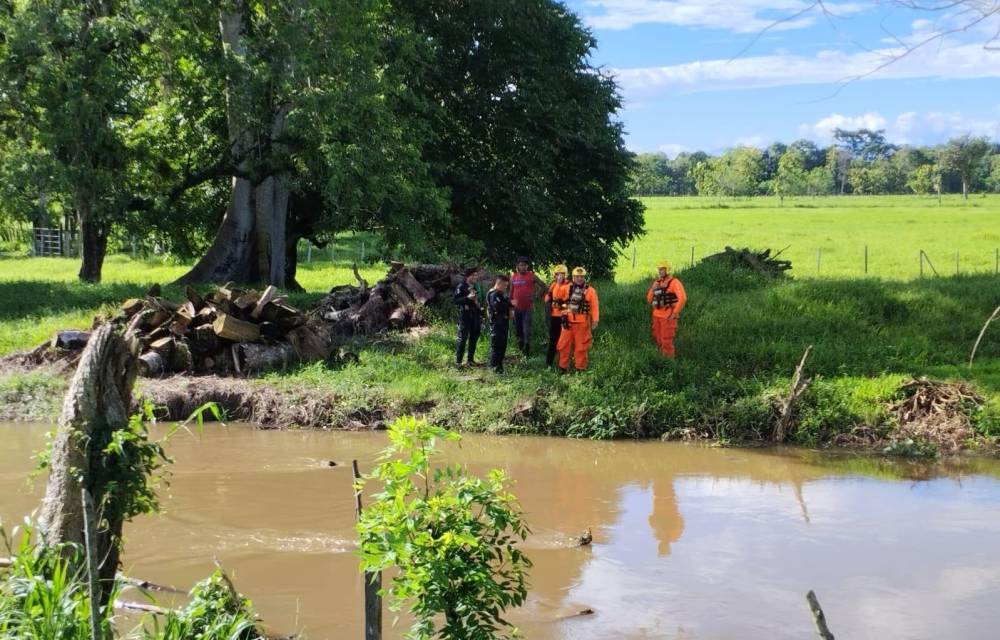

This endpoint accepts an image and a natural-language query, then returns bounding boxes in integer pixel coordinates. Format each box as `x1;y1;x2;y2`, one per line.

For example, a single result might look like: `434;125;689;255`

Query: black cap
464;267;478;277
516;256;529;264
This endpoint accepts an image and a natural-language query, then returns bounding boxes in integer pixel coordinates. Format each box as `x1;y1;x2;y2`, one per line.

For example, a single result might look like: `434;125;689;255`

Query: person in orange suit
543;264;569;367
646;261;686;358
557;267;599;372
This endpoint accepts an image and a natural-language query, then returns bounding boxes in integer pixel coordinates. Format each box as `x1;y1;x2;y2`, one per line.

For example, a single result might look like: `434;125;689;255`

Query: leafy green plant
357;416;531;640
0;522;104;640
154;570;262;640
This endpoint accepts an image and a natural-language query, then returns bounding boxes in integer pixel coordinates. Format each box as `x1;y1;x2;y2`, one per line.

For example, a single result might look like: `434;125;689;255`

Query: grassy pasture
2;195;999;446
625;195;1000;281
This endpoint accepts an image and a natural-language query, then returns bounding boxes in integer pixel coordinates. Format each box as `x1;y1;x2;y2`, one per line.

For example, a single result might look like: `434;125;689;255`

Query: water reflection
3;423;1000;639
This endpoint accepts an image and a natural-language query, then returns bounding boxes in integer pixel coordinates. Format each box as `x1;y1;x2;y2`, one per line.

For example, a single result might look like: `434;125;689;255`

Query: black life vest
567;283;590;314
652;277;675;309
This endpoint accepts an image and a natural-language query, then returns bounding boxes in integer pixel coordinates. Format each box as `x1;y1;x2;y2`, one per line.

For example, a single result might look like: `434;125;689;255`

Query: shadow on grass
0;280;160;322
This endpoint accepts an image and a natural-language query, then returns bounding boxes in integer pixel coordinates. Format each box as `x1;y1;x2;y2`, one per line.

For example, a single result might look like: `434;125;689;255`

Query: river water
4;422;1000;639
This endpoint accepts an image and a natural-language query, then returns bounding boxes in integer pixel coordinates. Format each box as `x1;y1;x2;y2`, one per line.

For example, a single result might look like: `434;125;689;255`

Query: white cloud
580;0;866;33
611;40;1000;97
657;143;687;157
798;112;888;141
734;134;768;148
797;110;1000;145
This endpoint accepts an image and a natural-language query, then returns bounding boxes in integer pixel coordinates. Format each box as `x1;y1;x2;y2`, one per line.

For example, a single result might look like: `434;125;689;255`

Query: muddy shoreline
3;362;996;459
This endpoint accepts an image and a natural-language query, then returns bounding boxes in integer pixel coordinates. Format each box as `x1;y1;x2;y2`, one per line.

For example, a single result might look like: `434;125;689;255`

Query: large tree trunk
77;193;107;283
175;7;291;287
38;324;137;605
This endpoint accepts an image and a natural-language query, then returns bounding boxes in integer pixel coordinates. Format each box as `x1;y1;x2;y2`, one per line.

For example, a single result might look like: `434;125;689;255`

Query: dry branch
774;345;813;443
969;304;1000;368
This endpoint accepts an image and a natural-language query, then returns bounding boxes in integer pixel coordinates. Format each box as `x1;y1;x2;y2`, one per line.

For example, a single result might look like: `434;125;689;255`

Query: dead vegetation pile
888;377;985;455
701;246;792;277
833;377;987;454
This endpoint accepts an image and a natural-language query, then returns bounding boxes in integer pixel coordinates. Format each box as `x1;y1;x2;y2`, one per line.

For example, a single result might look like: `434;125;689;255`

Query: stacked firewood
25;263;480;379
701;246;792;277
317;262;470;336
122;283;329;377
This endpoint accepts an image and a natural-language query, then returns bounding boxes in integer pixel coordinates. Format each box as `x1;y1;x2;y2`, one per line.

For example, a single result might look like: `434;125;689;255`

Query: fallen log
138;351;166;377
236;342;299;374
213;313;260;343
251;285;278;319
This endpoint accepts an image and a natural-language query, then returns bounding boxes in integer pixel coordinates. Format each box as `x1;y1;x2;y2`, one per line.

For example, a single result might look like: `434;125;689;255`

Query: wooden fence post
81;489;104;640
864;245;868;275
956;250;960;276
632;246;636;269
806;590;835;640
352;460;382;640
690;245;695;268
816;249;821;276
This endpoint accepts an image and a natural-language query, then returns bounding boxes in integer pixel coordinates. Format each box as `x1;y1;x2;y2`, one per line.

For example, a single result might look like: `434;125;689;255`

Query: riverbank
3;259;998;455
3;196;999;452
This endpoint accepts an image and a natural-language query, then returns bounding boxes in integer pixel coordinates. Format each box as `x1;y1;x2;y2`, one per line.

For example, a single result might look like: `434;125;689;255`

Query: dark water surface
3;422;1000;639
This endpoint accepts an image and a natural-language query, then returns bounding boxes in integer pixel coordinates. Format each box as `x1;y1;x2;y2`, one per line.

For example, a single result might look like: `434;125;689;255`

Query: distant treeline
629;129;1000;200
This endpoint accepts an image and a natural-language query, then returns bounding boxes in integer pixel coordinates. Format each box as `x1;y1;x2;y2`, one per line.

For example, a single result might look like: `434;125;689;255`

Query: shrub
357;417;531;640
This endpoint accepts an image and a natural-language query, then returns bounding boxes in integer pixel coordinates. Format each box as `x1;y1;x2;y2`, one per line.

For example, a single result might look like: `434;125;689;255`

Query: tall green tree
390;0;643;277
166;0;440;288
906;163;942;196
939;135;991;200
833;128;896;163
772;148;807;203
987;155;1000;194
0;0;148;281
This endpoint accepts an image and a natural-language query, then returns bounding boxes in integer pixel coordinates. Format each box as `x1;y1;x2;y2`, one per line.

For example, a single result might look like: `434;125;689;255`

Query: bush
357;416;531;640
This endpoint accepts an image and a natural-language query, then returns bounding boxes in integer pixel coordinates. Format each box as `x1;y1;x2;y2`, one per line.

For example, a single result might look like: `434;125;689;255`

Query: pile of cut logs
30;263;482;379
318;262;475;336
122;283;329;377
701;246;792;277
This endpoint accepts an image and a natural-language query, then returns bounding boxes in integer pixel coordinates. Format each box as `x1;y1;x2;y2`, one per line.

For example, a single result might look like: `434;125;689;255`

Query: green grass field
2;195;999;448
625;194;1000;281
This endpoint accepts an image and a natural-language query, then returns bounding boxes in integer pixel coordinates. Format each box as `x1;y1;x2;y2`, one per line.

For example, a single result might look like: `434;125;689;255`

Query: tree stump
38;323;137;604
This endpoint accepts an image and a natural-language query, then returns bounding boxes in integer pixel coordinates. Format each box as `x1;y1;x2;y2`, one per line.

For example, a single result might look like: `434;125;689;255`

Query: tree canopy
0;0;643;283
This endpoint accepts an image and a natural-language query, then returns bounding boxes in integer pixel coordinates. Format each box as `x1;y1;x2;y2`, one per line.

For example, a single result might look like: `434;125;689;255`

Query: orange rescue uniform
557;284;599;370
646;276;686;357
543;281;566;317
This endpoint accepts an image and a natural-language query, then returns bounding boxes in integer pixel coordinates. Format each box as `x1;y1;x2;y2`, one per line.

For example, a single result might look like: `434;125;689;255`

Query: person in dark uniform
487;275;512;373
453;267;482;366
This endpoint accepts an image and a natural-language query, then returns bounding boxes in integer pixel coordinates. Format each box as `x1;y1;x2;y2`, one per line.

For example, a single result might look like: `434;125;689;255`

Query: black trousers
546;315;562;366
456;312;482;363
490;321;509;372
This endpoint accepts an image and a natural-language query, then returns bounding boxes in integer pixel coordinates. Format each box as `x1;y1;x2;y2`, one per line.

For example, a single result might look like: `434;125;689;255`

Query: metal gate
32;228;76;256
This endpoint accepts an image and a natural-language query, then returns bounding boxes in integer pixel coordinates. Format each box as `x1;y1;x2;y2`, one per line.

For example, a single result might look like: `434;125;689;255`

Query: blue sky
562;0;1000;153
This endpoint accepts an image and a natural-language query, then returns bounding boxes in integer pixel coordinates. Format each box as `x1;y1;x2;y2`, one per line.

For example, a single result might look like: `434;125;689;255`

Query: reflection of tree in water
649;478;685;557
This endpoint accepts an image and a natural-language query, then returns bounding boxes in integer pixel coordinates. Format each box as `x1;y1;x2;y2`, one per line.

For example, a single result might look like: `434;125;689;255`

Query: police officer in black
487;275;512;373
453;267;482;366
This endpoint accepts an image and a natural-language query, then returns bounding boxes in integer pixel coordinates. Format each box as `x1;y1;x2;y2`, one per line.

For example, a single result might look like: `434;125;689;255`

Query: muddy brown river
4;422;1000;639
